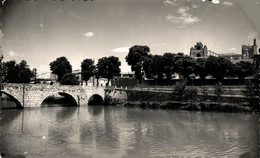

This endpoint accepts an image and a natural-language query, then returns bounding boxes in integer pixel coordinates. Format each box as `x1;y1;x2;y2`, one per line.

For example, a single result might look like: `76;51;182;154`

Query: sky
1;0;260;74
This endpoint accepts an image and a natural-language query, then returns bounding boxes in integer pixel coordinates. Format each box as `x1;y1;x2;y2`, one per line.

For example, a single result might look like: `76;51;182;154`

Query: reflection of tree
88;106;103;117
79;106;120;155
95;106;120;154
79;106;103;149
47;107;78;155
0;109;22;126
55;107;77;122
79;123;94;149
123;109;258;157
0;110;23;153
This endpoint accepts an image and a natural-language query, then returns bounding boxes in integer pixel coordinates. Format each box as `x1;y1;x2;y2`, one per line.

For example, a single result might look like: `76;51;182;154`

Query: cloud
166;6;201;25
69;11;84;20
202;0;220;4
84;32;95;38
111;47;130;53
212;0;220;4
222;1;233;6
164;0;176;6
229;48;236;51
9;51;19;57
40;23;44;28
192;4;199;8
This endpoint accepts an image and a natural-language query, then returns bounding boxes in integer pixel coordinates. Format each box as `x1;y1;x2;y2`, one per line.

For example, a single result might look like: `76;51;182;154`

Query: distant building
119;72;135;78
220;53;242;60
36;72;57;84
190;42;219;58
190;39;258;63
190;42;208;58
241;38;258;59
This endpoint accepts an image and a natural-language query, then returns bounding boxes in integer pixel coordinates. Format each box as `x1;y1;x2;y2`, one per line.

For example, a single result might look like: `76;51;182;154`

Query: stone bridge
0;83;105;108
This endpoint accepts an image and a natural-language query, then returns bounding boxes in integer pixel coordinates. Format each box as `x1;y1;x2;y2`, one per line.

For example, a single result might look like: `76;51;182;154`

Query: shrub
183;87;198;101
243;79;259;111
214;83;223;104
173;77;187;94
60;73;79;85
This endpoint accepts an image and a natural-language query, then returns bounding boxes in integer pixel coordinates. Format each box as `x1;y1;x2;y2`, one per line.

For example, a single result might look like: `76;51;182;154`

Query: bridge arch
40;92;79;107
0;91;23;109
88;94;104;105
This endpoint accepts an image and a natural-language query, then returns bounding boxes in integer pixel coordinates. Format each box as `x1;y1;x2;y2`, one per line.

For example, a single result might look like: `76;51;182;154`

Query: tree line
49;56;121;85
0;44;254;85
126;45;254;84
1;55;121;85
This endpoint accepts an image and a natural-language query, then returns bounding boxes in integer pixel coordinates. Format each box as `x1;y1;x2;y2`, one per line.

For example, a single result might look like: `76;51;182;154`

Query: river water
0;105;258;158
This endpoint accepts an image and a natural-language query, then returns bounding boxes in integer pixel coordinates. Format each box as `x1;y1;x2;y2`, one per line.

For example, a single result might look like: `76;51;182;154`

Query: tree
50;57;72;81
143;54;153;79
2;60;17;83
60;73;79;85
143;54;164;83
151;55;164;81
97;56;121;86
206;56;234;82
81;59;95;84
162;53;177;80
18;68;33;83
236;61;254;80
194;58;208;82
126;45;150;84
175;55;195;81
2;60;33;83
17;60;33;83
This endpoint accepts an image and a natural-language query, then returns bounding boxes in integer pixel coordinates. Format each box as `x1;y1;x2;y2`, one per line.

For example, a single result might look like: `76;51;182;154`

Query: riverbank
122;101;255;113
105;86;259;113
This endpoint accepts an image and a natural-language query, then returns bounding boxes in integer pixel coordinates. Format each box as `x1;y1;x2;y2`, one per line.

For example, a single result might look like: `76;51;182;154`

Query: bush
173;77;198;102
173;77;187;94
214;83;223;104
60;73;79;85
183;87;198;101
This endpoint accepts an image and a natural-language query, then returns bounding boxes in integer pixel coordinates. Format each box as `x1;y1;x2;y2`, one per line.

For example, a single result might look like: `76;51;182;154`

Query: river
0;105;258;158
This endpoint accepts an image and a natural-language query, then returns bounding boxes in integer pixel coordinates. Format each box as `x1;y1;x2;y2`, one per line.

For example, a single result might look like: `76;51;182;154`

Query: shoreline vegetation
121;101;255;113
105;79;259;113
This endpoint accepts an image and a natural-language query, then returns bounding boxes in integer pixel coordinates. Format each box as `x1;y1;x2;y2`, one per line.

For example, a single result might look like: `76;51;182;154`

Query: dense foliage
50;57;72;81
206;56;234;82
235;61;254;80
81;59;95;84
126;45;150;84
2;60;33;83
125;46;255;83
60;73;79;85
97;56;121;85
162;53;176;80
174;55;195;81
194;58;208;81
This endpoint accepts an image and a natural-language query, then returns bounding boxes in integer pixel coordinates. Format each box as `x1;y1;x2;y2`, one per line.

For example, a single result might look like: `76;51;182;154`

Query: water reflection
0;106;258;158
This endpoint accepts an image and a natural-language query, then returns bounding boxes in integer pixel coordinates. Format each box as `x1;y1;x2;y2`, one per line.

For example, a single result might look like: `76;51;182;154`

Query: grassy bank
122;101;255;113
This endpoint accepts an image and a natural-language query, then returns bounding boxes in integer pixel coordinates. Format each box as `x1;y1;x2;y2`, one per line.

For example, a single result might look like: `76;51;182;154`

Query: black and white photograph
0;0;259;157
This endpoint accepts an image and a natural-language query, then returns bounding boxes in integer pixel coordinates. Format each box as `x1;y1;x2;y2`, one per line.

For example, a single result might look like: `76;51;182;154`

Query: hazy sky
1;0;260;73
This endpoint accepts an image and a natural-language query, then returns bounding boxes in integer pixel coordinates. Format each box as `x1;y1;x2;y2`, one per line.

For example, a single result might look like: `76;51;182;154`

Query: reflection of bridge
0;83;105;108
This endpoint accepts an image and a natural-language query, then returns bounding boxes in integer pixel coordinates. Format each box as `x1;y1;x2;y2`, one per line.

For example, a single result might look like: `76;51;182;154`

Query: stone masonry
1;83;105;108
